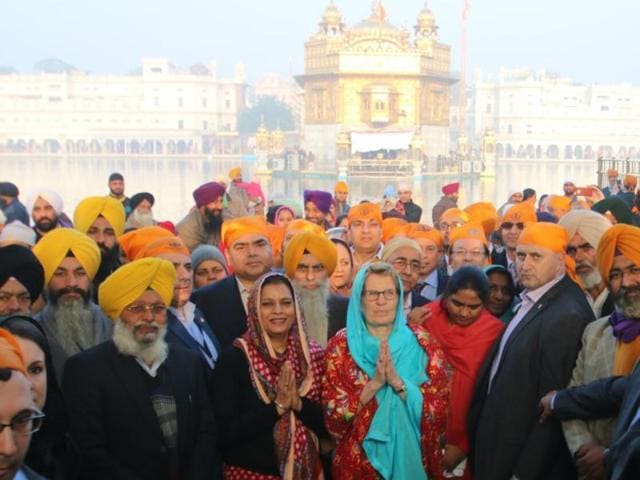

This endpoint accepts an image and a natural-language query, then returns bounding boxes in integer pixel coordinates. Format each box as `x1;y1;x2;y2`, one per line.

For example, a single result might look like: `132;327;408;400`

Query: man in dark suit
136;234;221;369
192;217;273;349
408;225;448;302
468;223;594;480
282;232;348;347
63;258;219;480
539;365;640;480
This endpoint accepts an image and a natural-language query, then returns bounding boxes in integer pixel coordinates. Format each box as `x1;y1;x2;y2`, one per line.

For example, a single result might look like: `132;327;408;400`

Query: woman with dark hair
421;266;504;479
0;315;77;479
483;265;518;323
211;272;328;478
329;238;354;297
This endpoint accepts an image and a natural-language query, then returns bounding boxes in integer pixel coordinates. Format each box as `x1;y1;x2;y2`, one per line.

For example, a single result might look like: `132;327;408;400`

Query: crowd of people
0;166;639;480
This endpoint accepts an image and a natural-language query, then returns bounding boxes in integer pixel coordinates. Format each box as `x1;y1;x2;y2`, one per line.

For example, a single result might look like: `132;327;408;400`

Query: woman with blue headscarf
323;262;449;479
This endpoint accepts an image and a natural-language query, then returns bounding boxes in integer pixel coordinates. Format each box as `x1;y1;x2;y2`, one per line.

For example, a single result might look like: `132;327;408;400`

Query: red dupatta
424;299;504;452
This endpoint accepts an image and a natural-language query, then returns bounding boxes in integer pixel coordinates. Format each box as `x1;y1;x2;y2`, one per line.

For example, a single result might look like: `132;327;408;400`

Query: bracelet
394;383;407;395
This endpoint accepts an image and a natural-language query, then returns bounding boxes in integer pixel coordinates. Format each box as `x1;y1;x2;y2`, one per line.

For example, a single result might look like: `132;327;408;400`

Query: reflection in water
1;156;598;224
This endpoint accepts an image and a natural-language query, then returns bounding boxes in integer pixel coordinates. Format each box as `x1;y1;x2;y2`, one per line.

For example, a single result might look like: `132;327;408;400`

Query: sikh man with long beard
62;257;219;479
282;232;348;347
73;195;126;294
559;209;615;319
176;181;226;250
552;223;640;479
32;228;112;384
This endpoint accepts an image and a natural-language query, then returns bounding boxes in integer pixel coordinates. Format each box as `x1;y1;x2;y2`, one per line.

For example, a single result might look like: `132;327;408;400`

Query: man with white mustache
560;210;615;318
62;257;219;479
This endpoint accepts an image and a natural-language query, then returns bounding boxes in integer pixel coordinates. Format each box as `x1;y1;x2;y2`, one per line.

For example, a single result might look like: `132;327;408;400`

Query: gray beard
614;294;640;319
580;268;603;290
112;320;168;366
52;299;95;355
293;280;330;347
133;210;155;227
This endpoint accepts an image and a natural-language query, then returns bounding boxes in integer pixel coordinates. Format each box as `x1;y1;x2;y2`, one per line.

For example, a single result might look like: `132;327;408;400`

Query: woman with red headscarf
212;272;327;479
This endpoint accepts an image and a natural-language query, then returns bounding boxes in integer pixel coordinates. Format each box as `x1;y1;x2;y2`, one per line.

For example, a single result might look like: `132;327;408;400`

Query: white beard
580;268;603;290
293;280;330;347
112;320;168;366
133;210;155;227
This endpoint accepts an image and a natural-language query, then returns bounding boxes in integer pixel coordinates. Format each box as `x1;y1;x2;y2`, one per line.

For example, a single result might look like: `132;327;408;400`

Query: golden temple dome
417;4;436;28
321;2;342;25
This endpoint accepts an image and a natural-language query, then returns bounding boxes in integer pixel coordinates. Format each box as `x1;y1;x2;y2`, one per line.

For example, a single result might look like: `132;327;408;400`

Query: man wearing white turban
559;209;614;318
26;188;72;242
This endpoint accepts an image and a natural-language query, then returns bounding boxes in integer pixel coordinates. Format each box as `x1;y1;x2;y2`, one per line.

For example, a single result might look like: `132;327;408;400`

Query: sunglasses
500;222;525;230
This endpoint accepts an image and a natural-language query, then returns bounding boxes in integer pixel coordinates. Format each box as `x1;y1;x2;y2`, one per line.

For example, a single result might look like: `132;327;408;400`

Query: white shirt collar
170;301;196;325
135;357;164;377
235;276;251;313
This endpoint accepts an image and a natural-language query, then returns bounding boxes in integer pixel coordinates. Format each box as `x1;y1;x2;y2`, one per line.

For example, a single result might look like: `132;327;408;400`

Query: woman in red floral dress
323;262;449;480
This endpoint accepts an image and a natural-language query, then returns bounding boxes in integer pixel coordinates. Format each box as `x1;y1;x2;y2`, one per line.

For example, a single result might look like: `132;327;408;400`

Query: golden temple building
296;1;455;174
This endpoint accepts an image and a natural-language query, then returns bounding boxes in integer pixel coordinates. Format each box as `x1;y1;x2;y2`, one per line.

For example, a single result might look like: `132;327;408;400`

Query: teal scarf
346;263;429;480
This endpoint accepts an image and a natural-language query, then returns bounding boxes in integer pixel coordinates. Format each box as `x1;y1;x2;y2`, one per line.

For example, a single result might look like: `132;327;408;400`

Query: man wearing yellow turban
553;224;640;465
74;195;126;292
547;195;572;220
492;199;538;284
192;216;273;349
32;228;112;384
470;222;594;480
283;232;345;347
348;203;384;270
334;180;350;217
63;257;218;479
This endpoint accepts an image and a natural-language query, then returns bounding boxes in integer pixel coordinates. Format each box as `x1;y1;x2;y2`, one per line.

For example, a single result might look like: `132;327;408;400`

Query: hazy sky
3;0;637;85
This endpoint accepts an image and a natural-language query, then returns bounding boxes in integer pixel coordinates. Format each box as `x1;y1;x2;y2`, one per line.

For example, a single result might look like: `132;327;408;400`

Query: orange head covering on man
464;202;498;237
406;224;443;250
596;224;640;286
347;203;383;226
118;226;174;262
501;199;538;225
547;195;572;219
0;328;26;375
517;222;579;285
382;217;409;244
135;235;190;260
222;216;269;249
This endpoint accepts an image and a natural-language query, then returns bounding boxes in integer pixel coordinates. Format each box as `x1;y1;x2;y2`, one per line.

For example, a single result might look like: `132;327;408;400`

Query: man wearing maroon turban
303;189;333;229
176;181;226;251
432;182;460;227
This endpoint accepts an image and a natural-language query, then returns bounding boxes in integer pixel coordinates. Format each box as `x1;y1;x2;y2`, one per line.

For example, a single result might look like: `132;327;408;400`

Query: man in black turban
0;244;45;319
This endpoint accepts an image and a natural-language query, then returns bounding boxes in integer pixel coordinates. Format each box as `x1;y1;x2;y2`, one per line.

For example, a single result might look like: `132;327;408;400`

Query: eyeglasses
0;409;45;437
363;289;398;302
451;249;486;259
124;304;168;316
500;222;525;230
392;258;422;273
439;221;464;231
566;242;594;257
0;292;31;304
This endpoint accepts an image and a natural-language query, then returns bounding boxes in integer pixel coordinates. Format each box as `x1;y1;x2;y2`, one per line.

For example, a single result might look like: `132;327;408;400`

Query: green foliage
237;96;294;134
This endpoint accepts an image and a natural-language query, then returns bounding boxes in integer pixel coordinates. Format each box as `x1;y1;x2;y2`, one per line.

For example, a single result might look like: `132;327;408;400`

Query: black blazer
491;248;508;268
166;308;222;368
191;275;247;350
468;275;594;480
553;365;640;480
327;294;349;340
62;341;220;480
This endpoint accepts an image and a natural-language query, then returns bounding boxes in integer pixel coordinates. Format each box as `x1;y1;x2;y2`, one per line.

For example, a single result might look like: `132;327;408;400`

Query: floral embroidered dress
322;263;450;480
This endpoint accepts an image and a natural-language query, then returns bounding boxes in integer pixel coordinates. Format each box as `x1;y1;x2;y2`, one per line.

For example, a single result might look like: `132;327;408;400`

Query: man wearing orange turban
334;181;350;217
382;217;408;244
74;195;127;292
348;203;384;270
407;224;447;301
619;174;638;208
493;199;538;283
448;222;489;271
32;228;112;384
64;257;217;479
552;223;640;463
470;223;594;480
192;216;273;349
118;226;174;262
284;232;344;347
437;208;470;249
464;202;498;238
603;169;621;198
135;235;221;369
0;328;41;480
